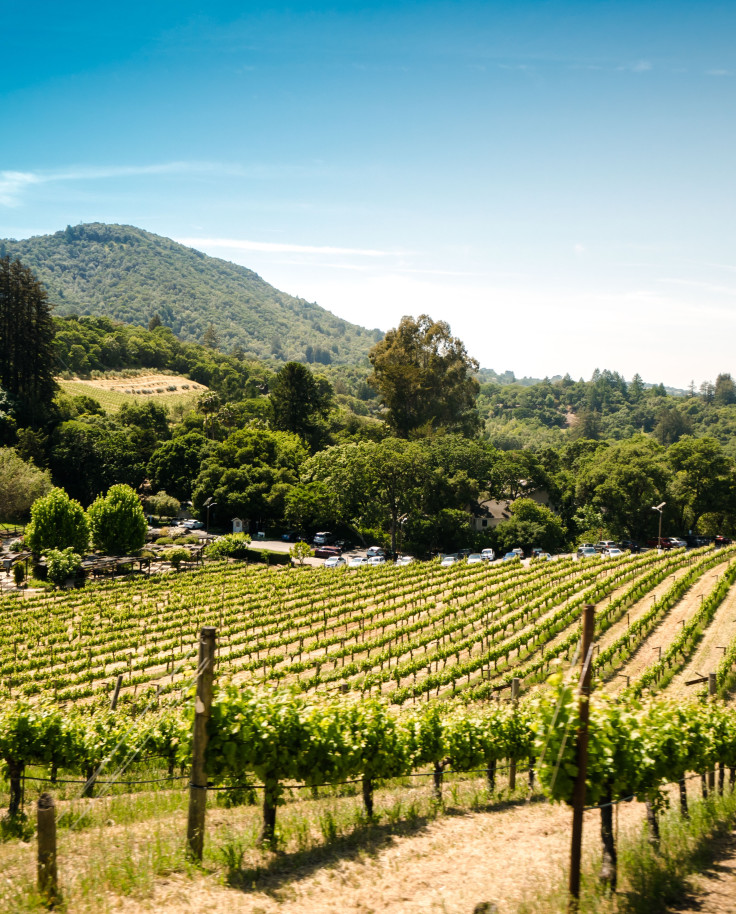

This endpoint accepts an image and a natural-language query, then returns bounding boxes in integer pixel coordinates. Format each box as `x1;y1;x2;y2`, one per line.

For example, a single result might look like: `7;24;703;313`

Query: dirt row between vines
605;563;729;695
665;572;736;700
106;789;652;914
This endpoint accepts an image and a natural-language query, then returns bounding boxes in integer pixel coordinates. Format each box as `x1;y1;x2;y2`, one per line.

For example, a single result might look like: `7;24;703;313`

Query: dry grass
57;375;207;413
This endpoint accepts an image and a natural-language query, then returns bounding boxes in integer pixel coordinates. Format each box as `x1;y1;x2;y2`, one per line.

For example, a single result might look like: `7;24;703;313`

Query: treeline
480;368;736;456
2;255;736;555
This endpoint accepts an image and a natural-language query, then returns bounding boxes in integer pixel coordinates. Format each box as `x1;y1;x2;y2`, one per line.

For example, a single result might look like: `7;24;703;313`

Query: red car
314;545;341;559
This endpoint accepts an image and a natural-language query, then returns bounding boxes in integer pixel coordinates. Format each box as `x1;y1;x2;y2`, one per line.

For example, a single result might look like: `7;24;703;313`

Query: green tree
25;487;90;555
269;362;333;447
714;373;736;407
145;490;181;519
368;314;480;437
289;541;314;565
575;437;670;540
494;498;567;554
305;438;426;553
192;427;307;528
0;257;57;424
668;436;735;531
0;448;53;521
147;431;209;501
87;484;147;555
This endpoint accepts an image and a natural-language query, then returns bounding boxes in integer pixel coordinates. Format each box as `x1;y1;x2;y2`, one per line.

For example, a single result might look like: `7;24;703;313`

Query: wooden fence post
508;677;520;791
110;673;123;710
186;626;217;862
568;604;595;912
37;793;59;906
708;673;717;793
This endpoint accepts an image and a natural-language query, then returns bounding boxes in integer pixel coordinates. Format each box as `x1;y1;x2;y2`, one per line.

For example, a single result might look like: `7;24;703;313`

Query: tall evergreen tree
0;257;56;424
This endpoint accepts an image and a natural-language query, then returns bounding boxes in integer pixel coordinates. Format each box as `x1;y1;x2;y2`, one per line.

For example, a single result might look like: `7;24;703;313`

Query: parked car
347;555;368;567
619;539;641;553
603;547;624;559
314;545;341;558
595;540;617;553
324;555;347;568
646;538;674;550
480;548;495;562
458;548;472;557
715;535;732;547
502;551;519;562
182;519;205;530
467;553;483;564
668;537;687;549
396;555;415;566
365;546;385;558
368;555;386;565
531;546;543;557
440;554;458;566
313;531;333;545
281;530;302;542
511;548;524;558
577;546;598;559
533;552;553;561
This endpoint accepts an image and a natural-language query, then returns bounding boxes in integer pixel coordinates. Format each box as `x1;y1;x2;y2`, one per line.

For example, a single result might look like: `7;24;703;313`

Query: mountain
0;223;380;366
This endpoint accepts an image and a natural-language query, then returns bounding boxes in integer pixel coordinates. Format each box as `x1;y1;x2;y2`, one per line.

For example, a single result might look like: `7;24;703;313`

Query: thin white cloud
0;161;261;207
658;277;736;297
619;60;653;72
177;236;396;257
706;69;731;77
0;171;42;207
573;243;585;256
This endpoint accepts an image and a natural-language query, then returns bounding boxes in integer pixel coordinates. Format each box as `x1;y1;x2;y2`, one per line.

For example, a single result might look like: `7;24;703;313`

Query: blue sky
2;1;735;387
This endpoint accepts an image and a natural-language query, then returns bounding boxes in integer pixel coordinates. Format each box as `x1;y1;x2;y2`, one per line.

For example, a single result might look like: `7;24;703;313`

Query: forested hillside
0;223;379;365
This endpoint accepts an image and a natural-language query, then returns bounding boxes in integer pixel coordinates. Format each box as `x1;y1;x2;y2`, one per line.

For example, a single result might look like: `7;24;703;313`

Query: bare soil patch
666;578;736;699
606;565;726;694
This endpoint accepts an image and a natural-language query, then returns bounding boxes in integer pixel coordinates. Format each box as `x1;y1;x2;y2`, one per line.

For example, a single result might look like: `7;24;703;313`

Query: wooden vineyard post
37;793;59;906
110;673;123;710
568;604;595;912
508;677;520;791
709;672;717;794
186;626;217;862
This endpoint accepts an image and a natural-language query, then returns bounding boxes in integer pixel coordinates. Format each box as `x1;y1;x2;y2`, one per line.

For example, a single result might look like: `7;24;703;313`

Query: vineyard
3;546;736;911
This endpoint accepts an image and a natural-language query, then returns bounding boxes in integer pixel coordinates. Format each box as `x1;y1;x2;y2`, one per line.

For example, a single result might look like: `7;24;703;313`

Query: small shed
232;517;244;534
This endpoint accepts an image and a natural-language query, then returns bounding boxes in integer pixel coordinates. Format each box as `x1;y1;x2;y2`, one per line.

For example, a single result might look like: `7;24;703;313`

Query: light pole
652;501;666;549
204;497;217;534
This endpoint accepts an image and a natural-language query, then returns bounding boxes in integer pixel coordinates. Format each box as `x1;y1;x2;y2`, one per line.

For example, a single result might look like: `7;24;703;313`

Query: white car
396;555;414;566
347;555;368;568
467;553;483;564
534;552;553;561
324;555;346;568
604;547;624;559
368;555;386;565
481;548;495;561
440;554;458;566
365;546;385;558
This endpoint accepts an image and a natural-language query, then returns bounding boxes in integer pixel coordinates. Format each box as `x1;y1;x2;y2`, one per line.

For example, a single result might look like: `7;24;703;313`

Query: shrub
289;541;314;565
163;546;190;569
12;563;24;587
205;533;252;560
45;548;83;587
